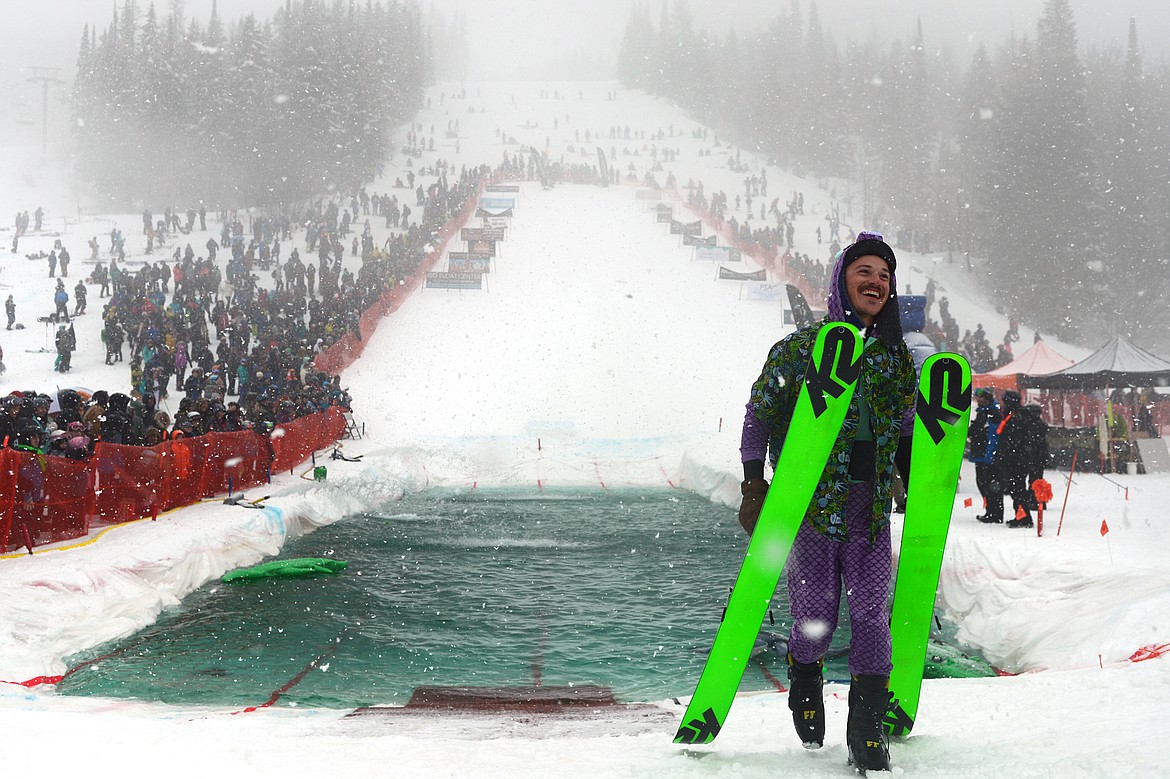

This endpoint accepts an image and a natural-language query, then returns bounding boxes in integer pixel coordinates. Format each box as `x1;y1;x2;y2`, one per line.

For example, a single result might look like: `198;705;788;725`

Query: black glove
894;435;912;491
739;479;769;535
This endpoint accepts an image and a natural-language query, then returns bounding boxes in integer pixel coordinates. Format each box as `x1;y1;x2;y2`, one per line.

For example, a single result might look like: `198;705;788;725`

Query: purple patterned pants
785;481;893;676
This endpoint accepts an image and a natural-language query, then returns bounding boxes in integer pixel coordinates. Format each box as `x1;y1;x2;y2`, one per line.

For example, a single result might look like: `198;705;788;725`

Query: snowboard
884;352;972;737
674;321;863;745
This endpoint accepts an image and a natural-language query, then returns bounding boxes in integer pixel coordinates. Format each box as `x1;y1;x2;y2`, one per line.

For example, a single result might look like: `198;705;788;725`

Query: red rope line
754;658;787;693
230;635;345;715
2;644;134;688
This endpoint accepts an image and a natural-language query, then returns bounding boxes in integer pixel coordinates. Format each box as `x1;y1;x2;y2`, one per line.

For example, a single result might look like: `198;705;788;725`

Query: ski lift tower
26;66;64;157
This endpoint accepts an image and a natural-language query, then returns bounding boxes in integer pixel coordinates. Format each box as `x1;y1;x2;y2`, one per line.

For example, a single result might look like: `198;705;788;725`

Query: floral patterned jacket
749;319;917;543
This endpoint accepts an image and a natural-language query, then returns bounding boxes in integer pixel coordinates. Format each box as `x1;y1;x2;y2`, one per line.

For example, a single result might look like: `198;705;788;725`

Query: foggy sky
4;0;1169;139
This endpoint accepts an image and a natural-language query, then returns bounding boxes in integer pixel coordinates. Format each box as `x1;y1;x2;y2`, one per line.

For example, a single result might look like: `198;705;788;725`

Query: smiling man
736;231;917;773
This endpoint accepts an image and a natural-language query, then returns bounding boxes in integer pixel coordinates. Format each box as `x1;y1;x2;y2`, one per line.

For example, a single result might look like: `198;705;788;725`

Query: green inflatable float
222;557;348;583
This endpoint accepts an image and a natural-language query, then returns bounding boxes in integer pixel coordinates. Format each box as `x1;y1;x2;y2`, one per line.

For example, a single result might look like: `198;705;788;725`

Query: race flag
963;498;973;508
1100;519;1110;536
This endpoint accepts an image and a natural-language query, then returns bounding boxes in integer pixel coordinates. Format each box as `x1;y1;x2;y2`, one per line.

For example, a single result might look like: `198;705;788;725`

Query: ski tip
674;707;722;744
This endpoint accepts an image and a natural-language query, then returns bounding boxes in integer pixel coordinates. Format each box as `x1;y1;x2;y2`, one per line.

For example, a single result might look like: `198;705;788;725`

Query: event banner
449;255;492;273
485;184;520;193
467;239;496;256
427;271;483;289
745;282;786;301
670;219;703;236
718;266;767;281
683;234;718;247
656;210;674;223
479;197;516;210
694;246;743;263
476;207;514;218
635;189;663;200
461;227;507;242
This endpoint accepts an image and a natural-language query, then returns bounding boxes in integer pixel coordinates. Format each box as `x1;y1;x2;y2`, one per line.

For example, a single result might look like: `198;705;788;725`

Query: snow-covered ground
1;81;1167;777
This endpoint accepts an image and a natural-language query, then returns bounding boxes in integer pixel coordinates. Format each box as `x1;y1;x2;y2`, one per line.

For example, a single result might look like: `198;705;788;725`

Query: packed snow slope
0;81;1167;778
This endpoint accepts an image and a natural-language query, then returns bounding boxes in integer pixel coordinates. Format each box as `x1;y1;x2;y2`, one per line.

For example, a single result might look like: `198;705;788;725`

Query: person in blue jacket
970;388;1004;523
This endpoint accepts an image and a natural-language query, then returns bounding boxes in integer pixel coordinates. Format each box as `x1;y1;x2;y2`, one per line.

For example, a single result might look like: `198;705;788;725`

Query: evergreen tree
71;0;429;208
616;3;656;90
1101;18;1161;340
988;0;1099;337
953;45;999;261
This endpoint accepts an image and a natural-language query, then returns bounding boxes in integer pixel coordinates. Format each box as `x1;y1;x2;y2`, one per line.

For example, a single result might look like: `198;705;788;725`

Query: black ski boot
846;674;892;774
786;653;825;749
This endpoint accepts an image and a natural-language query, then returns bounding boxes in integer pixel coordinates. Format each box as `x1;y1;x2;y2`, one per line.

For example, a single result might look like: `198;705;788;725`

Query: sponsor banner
683;233;718;247
669;219;703;236
655;203;673;214
745;282;786;301
694;246;743;262
656;210;674;223
479;197;516;210
448;255;492;273
482;216;511;230
461;227;507;242
718;266;767;281
476;206;514;218
485;184;520;193
467;239;496;256
427;271;483;290
635;189;663;200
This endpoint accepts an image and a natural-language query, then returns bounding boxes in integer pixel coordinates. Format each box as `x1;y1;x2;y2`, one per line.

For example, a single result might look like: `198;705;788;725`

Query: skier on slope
738;231;916;773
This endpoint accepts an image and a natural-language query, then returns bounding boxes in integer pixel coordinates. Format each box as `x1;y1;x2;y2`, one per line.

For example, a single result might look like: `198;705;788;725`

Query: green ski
675;322;863;745
884;352;972;737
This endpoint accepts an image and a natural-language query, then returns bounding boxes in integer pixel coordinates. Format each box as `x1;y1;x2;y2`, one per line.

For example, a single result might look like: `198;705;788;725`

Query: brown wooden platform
346;684;673;720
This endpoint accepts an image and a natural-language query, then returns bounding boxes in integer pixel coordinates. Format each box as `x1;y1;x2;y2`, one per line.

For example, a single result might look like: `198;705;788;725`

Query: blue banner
427;272;483;290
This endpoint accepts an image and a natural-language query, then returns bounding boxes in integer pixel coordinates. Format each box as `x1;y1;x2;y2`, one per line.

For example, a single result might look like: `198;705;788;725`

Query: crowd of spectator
6;158;497;462
921;289;1025;374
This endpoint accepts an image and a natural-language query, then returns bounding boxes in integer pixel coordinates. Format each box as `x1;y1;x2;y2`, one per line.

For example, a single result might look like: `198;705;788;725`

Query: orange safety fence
312;183;485;376
0;450;92;553
271;406;347;474
0;407;347;554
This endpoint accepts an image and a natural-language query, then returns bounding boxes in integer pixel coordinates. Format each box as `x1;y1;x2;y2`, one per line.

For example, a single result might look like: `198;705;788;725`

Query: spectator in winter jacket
53;281;70;322
1022;404;1050;502
183;366;205;401
970;388;1005;523
993;391;1049;528
82;391;108;441
173;342;189;390
54;324;76;372
101;393;131;444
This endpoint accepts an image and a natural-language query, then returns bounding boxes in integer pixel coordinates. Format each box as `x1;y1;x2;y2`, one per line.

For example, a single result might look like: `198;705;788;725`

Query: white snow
0;81;1167;778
